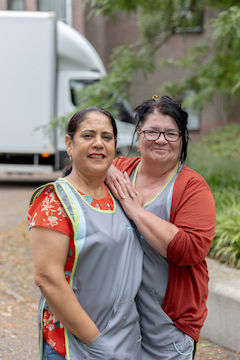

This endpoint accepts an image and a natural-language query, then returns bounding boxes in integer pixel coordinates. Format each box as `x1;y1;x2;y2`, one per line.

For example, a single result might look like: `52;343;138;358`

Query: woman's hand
106;165;138;200
117;172;144;220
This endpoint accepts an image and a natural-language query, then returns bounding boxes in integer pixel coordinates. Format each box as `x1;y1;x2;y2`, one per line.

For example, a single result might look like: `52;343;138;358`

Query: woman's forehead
143;111;179;129
78;112;113;131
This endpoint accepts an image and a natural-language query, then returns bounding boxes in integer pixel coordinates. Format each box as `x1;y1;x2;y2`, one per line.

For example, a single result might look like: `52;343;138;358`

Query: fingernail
131;193;135;197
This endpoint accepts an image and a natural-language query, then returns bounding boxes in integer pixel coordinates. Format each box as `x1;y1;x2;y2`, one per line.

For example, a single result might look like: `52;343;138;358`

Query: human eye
165;131;180;141
103;134;113;141
147;130;158;134
145;130;159;137
147;130;159;137
166;131;178;137
82;133;93;139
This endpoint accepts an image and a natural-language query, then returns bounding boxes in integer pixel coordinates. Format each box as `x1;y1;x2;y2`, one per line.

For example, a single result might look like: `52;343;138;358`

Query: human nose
155;132;167;143
92;135;104;148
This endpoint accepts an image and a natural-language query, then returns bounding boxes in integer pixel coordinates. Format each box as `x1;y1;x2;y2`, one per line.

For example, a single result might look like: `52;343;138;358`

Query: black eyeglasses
139;129;182;142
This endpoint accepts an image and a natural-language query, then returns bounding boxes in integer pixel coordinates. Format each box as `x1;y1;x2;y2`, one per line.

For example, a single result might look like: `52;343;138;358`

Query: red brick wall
85;11;139;70
84;7;232;137
85;10;107;66
0;0;7;10
72;0;85;35
25;0;37;11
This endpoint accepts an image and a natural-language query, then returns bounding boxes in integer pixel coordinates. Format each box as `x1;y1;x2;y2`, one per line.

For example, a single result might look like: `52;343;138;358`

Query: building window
175;10;203;34
175;93;201;131
38;0;66;22
186;105;200;131
8;0;25;10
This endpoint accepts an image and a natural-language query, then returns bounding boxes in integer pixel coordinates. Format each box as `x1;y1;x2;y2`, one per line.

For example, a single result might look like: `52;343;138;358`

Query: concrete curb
201;257;240;353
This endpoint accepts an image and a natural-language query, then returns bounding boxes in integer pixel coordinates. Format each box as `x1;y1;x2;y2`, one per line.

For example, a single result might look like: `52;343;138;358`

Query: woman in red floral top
28;107;143;360
28;184;114;356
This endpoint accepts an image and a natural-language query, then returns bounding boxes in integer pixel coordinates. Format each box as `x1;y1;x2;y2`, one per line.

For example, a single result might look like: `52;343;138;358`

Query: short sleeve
28;185;73;237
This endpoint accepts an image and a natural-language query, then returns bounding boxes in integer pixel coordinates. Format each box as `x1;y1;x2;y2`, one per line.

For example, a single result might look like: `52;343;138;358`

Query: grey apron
130;167;194;360
30;178;143;360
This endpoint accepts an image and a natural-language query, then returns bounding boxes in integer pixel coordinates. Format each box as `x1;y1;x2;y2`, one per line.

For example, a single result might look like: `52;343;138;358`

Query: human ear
65;134;73;157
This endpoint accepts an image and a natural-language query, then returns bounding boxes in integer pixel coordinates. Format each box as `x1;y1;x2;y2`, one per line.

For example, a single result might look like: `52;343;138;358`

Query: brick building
0;0;236;139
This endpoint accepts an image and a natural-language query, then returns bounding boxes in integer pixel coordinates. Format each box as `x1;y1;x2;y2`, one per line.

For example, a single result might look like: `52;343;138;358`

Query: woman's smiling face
137;109;182;168
65;111;116;178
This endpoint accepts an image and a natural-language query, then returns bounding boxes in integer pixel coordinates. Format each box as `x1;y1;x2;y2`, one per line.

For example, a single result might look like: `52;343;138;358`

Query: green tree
55;0;240;128
162;4;240;110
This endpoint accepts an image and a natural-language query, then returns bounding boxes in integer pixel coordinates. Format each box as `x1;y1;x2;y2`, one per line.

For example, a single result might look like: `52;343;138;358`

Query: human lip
152;147;168;152
88;153;105;159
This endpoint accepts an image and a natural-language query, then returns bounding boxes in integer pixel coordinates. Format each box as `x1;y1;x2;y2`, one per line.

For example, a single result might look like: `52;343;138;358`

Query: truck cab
0;11;135;174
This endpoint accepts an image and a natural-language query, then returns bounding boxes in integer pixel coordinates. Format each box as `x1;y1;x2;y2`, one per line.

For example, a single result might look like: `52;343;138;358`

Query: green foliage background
187;124;240;268
78;0;240;115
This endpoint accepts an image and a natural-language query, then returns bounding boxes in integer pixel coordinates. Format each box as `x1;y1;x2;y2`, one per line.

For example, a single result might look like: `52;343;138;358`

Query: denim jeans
42;339;65;360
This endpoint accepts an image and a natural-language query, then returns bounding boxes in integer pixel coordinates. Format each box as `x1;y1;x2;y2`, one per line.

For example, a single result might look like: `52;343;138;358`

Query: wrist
131;206;146;223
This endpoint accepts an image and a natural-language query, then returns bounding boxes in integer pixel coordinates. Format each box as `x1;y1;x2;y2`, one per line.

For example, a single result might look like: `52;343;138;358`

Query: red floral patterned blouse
28;184;114;356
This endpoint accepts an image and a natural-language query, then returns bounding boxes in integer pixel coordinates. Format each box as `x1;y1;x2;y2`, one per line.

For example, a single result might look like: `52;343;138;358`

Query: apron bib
31;178;143;360
131;167;194;359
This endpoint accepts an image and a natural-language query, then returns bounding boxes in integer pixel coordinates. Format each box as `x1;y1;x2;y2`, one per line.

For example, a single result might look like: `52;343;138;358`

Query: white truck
0;11;135;173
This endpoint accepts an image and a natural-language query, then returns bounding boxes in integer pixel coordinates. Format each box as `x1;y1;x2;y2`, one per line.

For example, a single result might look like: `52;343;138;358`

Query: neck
137;158;179;183
64;168;107;199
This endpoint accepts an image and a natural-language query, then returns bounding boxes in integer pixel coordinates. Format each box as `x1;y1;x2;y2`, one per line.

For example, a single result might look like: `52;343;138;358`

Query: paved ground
0;174;239;359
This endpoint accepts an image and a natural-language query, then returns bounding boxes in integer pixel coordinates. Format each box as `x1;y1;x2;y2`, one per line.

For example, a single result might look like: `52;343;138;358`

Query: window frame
7;0;25;10
175;10;204;34
37;0;67;22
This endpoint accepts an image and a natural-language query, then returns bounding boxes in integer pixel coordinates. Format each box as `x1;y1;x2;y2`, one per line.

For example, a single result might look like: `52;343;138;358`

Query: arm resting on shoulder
30;226;100;344
119;169;216;264
117;172;179;258
130;207;179;258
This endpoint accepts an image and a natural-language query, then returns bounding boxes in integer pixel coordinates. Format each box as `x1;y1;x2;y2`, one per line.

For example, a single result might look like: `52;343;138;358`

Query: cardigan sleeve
113;156;141;176
167;166;216;266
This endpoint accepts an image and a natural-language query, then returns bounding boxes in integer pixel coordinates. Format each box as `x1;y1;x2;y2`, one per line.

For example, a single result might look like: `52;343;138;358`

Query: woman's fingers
123;172;139;197
107;168;138;199
109;182;122;200
110;180;125;199
110;175;133;200
114;172;139;200
106;165;139;199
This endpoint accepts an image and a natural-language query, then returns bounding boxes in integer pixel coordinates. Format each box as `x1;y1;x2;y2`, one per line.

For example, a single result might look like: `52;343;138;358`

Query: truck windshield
70;79;97;107
70;79;134;124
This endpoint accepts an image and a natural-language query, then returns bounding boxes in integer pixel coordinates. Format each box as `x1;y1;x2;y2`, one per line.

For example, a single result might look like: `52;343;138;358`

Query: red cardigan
113;157;216;342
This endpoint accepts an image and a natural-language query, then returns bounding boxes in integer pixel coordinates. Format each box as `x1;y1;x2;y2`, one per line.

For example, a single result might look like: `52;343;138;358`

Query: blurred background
1;1;240;359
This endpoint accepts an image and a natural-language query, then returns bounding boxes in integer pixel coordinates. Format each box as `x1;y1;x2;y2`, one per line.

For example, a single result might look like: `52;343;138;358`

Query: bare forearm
131;208;179;258
39;279;100;344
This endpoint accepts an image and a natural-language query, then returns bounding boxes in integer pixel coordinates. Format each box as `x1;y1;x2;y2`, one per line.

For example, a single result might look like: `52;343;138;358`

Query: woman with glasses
106;95;216;360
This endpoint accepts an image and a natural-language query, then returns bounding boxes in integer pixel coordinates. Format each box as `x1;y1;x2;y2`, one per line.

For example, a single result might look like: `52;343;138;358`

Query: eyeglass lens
143;130;180;141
